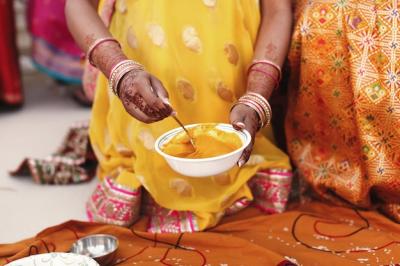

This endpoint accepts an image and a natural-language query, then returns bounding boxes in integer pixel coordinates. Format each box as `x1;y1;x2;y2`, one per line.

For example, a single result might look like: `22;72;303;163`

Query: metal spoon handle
171;114;196;148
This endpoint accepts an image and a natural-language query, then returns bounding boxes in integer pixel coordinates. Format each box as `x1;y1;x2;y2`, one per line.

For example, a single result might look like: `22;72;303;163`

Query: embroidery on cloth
143;195;199;233
87;176;141;227
225;198;252;216
141;167;293;233
249;169;293;214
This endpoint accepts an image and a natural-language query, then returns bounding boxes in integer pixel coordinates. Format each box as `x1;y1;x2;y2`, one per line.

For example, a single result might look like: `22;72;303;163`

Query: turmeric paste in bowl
161;124;242;159
155;123;251;177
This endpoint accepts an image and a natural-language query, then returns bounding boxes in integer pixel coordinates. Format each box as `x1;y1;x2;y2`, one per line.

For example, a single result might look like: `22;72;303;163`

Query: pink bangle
243;94;272;122
241;93;272;128
248;59;282;82
87;37;121;67
239;99;266;128
231;91;273;129
248;68;279;90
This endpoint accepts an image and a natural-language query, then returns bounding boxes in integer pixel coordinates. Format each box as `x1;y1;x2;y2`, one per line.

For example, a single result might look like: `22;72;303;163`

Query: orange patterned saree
286;0;400;222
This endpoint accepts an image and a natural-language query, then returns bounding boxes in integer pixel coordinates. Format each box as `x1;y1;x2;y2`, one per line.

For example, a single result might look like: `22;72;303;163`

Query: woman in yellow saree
66;0;292;232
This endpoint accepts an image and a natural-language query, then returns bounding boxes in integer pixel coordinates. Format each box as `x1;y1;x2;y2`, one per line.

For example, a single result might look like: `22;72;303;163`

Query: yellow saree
87;0;292;232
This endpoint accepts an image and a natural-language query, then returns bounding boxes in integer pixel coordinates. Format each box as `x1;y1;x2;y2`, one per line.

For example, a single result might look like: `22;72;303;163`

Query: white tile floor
0;72;97;243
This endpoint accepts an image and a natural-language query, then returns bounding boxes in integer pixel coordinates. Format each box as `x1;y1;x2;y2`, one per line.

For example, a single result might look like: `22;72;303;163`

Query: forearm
65;0;127;76
248;1;292;99
253;11;292;66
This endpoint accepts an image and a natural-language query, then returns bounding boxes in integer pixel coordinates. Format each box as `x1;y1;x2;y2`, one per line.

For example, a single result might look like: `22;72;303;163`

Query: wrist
249;59;282;82
246;59;281;97
91;41;128;77
232;92;272;129
108;60;145;97
246;71;275;99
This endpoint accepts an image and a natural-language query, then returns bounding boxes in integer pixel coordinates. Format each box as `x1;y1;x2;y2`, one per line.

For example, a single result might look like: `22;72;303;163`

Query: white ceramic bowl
155;123;251;177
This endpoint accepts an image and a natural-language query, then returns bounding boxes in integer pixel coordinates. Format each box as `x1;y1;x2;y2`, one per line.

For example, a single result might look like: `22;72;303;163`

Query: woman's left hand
230;103;260;167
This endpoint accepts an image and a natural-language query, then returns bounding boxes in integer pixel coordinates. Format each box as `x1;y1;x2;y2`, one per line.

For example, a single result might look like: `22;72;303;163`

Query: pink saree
27;0;83;84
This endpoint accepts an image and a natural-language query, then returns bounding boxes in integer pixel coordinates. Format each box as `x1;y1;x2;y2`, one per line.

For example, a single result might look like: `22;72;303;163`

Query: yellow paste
161;125;242;159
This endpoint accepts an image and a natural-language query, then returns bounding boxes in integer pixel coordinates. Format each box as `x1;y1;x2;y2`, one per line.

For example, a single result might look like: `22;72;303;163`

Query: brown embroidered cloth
10;122;97;185
1;202;399;266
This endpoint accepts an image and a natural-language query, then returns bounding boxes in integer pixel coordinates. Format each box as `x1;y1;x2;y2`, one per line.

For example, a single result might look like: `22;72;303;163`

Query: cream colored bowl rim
154;123;251;162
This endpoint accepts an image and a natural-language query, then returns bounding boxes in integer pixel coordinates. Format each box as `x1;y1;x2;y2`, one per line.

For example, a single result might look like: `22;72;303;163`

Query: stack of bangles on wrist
232;92;272;129
108;60;144;96
247;59;282;90
84;37;145;97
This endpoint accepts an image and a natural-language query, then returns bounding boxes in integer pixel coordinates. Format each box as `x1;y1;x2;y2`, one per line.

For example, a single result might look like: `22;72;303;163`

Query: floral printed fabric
286;0;400;222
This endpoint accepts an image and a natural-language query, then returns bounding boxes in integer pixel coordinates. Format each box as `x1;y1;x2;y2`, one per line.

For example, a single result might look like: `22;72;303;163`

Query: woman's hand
119;69;173;123
230;104;260;167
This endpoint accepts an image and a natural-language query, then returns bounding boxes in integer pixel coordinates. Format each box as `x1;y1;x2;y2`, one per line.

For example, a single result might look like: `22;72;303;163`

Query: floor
0;67;97;243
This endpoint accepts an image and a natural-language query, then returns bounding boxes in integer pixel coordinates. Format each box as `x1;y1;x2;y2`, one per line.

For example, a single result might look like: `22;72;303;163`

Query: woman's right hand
118;69;173;123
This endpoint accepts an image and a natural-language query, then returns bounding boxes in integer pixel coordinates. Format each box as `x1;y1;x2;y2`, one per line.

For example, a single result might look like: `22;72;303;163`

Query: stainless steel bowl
70;234;118;265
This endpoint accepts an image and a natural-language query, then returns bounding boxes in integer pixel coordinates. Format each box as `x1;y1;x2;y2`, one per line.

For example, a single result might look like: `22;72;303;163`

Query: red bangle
86;37;121;67
248;68;279;90
248;59;282;82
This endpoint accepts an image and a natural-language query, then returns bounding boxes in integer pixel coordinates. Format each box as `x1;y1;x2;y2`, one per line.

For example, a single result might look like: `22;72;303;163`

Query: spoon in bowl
171;113;196;149
159;96;196;149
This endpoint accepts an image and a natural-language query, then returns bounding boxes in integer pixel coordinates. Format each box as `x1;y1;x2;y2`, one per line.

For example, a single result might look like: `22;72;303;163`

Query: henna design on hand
119;71;164;119
122;89;158;117
230;104;259;166
244;105;261;133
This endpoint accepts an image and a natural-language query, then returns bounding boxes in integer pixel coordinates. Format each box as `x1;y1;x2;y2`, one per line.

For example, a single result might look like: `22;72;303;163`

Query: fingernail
161;98;176;116
237;159;246;168
234;122;245;130
161;97;171;105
